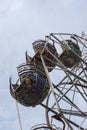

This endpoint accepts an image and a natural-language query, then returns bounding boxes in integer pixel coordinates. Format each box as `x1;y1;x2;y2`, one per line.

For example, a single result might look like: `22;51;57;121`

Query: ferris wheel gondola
32;39;58;72
59;38;81;68
10;63;50;107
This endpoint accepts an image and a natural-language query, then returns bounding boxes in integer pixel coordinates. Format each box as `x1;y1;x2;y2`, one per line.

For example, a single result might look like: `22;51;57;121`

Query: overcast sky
0;0;87;130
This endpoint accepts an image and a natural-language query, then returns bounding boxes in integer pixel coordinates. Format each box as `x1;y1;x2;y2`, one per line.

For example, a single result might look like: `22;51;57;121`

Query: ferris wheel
10;32;87;130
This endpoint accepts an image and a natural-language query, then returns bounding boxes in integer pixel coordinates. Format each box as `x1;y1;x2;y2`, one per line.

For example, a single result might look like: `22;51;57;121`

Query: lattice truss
43;32;87;130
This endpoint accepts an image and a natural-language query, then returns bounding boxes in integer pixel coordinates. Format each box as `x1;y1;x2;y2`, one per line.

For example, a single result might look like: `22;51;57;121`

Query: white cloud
0;0;24;15
59;0;73;7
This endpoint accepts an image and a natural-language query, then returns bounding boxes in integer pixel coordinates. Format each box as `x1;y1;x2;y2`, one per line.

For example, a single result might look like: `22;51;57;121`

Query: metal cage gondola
59;38;81;68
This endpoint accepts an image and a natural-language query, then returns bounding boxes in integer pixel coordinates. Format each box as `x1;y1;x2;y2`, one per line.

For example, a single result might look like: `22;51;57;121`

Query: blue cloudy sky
0;0;87;130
